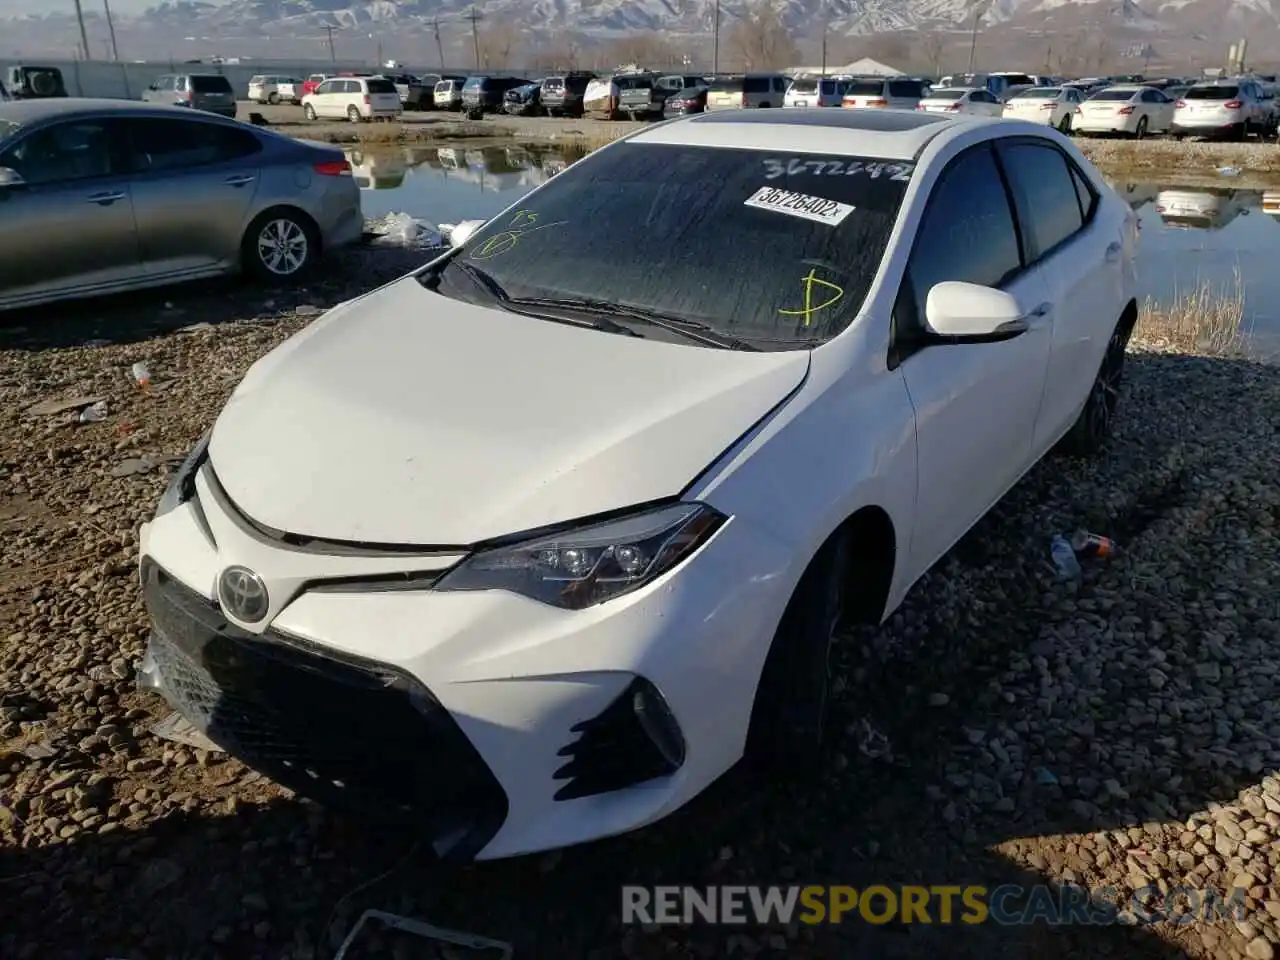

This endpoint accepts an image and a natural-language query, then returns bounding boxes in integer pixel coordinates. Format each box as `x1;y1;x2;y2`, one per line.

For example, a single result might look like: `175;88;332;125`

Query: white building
787;56;904;77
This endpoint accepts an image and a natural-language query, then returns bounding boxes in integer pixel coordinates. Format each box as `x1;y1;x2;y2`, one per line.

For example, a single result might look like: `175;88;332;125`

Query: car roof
0;97;251;130
632;108;965;160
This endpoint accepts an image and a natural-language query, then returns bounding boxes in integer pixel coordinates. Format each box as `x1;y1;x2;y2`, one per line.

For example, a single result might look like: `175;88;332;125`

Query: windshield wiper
506;297;761;351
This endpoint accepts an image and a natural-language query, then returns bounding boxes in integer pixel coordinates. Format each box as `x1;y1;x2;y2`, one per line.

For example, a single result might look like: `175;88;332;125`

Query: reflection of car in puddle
345;149;407;190
1104;180;1159;211
429;145;566;191
1154;187;1251;230
1263;190;1280;220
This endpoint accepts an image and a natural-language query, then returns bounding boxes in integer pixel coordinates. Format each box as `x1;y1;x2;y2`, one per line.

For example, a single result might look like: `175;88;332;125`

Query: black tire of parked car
268;92;280;105
241;208;319;282
745;533;850;777
1056;308;1136;457
1058;113;1072;135
1134;116;1148;139
303;103;317;121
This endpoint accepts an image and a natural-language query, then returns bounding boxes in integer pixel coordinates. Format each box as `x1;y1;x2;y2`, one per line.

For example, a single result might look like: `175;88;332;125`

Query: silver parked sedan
0;99;363;311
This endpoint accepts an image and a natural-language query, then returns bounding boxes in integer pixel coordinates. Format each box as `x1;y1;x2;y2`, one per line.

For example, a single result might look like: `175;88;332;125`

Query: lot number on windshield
743;186;855;227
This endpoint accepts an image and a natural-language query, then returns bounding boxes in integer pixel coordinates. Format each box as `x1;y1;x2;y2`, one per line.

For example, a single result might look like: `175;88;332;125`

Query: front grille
553;677;685;801
142;561;507;860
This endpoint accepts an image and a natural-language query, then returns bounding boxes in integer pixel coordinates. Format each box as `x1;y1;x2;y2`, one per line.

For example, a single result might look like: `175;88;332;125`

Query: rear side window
904;145;1021;328
1186;85;1237;100
566;76;591;93
996;141;1085;261
744;76;770;93
190;75;232;93
366;78;396;94
127;117;261;172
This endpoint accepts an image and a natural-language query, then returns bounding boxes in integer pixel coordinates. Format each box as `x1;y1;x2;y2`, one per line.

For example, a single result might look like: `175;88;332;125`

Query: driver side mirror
924;281;1031;342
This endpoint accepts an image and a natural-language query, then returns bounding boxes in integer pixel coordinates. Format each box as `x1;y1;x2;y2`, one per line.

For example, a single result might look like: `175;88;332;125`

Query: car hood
209;277;809;546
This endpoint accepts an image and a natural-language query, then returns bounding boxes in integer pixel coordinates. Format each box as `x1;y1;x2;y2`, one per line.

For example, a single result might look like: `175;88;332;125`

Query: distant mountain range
3;0;1276;62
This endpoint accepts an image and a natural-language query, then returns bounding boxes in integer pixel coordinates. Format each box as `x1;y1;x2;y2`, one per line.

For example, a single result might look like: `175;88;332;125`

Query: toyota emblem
218;566;269;623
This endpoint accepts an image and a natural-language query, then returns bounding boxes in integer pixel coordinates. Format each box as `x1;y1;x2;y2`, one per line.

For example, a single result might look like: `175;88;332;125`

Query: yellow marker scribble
778;268;844;327
470;209;565;261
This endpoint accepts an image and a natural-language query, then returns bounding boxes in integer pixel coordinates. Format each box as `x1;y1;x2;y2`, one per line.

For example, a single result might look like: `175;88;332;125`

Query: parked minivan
706;74;790;110
784;76;850;108
841;77;928;110
142;73;237;119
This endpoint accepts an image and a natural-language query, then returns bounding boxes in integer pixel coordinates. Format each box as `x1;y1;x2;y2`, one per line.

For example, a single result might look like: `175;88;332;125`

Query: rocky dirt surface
1;249;1279;960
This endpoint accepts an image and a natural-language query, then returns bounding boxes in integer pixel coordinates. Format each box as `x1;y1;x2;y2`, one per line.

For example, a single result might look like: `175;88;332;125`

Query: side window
1070;164;1097;220
897;145;1022;348
127;118;262;172
0;120;119;184
996;141;1085;262
773;77;787;93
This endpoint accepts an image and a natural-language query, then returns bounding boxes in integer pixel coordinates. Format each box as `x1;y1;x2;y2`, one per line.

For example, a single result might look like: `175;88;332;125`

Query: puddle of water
343;144;1280;353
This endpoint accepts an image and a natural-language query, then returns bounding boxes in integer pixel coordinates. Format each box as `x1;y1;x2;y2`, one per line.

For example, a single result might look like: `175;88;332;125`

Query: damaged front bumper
138;560;509;861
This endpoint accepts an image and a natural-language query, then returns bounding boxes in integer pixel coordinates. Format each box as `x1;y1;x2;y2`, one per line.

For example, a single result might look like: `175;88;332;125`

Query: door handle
86;191;125;205
1105;241;1122;262
224;175;255;186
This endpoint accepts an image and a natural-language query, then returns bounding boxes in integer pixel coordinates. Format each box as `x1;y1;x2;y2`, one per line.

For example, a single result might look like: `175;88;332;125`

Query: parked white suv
248;74;302;105
138;109;1137;862
1172;81;1274;140
841;77;928;109
302;76;402;122
784;76;850;108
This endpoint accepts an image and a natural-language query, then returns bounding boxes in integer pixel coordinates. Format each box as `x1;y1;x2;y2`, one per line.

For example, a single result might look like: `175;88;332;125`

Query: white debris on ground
365;211;444;248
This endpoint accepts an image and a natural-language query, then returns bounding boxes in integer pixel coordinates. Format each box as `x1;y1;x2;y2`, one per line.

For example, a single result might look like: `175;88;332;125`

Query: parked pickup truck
617;73;704;120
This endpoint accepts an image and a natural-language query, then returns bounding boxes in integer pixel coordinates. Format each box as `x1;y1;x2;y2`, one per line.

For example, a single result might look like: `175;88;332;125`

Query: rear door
0;117;143;305
707;81;742;110
123;116;264;275
995;138;1119;451
365;77;401;113
191;75;235;114
887;78;923;109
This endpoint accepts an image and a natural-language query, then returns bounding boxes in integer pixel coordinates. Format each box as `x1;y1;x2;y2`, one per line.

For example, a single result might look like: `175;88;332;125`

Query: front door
123;116;263;275
894;143;1054;574
0;117;143;307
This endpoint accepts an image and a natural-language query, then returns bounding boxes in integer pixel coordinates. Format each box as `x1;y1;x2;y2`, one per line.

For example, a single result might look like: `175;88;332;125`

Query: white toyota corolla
139;108;1138;861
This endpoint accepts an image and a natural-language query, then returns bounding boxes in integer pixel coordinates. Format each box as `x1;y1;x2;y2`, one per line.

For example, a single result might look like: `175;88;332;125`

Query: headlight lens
435;503;726;610
154;429;211;519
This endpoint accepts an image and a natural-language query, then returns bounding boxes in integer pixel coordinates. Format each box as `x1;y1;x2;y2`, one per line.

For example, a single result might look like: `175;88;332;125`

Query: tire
1172;132;1184;141
745;535;850;776
242;209;317;282
267;92;279;105
303;103;317;121
347;105;362;123
1134;116;1148;139
1057;313;1134;457
1059;113;1072;134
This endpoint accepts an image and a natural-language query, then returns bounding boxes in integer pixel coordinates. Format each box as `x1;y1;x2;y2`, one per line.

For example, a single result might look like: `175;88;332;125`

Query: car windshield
925;89;966;100
846;81;884;96
1186;85;1238;100
190;75;232;93
429;143;910;350
1015;87;1059;98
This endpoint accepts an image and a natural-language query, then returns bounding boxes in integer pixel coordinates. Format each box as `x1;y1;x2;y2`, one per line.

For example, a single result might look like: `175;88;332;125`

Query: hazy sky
7;0;194;13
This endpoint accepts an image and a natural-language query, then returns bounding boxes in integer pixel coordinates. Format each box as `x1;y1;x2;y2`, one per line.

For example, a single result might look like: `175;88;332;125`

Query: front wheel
242;210;317;282
1058;113;1072;134
1057;315;1133;457
267;92;280;105
745;535;849;776
303;103;317;121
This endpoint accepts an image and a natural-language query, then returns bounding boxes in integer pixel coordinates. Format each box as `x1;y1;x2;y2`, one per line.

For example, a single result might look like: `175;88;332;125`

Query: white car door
1154;91;1176;130
994;139;1124;452
893;142;1054;575
974;90;1003;116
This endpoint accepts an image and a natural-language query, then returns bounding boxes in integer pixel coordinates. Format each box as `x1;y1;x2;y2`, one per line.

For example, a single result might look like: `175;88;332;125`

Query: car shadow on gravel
3;351;1277;959
0;246;432;352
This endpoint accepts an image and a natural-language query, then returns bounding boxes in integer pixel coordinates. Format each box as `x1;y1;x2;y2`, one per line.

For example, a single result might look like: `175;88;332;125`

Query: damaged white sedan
139;108;1137;861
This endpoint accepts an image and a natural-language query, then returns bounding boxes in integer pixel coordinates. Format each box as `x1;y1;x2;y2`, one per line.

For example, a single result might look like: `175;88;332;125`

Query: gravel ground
1;243;1279;960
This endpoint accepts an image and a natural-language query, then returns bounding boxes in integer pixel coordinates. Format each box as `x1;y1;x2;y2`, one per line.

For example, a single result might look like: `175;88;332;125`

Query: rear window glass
744;76;771;93
190;75;232;93
1186;85;1238;100
847;81;885;96
1089;89;1139;101
437;144;911;350
790;79;818;94
926;89;966;100
1015;87;1059;98
996;73;1034;86
566;76;591;93
435;80;453;92
543;79;564;91
463;77;484;90
366;78;397;94
888;80;923;97
708;78;743;92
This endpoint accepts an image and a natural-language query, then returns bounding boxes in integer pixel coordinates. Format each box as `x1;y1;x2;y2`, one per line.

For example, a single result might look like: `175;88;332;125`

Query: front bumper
138;465;795;859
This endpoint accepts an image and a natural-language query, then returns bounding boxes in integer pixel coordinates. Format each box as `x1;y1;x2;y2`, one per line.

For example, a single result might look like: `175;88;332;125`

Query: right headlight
434;502;727;610
154;429;211;520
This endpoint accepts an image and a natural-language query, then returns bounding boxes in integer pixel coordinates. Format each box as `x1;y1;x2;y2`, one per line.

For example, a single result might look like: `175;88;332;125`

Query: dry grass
1135;275;1249;356
1075;137;1280;179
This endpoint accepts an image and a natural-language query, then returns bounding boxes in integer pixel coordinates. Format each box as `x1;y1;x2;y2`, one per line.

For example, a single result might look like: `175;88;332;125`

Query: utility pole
820;0;828;76
324;24;336;63
433;18;444;73
72;0;92;61
469;5;482;71
712;0;720;75
103;0;120;60
966;5;982;73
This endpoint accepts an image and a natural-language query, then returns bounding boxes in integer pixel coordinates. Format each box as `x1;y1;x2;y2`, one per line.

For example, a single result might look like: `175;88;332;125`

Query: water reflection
1152;186;1251;231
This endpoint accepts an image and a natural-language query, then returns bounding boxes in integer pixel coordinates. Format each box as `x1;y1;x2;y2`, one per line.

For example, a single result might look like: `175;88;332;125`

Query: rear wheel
267;92;280;105
242;209;317;282
1134;116;1148;139
303;103;317;121
1058;113;1072;134
1057;313;1134;457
